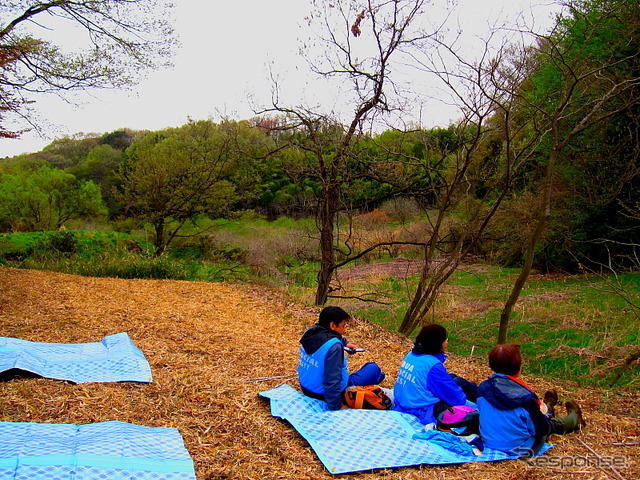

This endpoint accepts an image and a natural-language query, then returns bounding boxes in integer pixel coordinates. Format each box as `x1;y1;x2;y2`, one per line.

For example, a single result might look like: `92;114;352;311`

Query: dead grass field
0;267;638;480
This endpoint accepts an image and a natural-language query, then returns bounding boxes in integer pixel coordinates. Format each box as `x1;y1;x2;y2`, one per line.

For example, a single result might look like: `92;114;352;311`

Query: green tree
41;134;102;169
0;1;175;137
221;119;285;215
0;165;106;230
68;143;124;216
115;121;237;256
496;0;640;343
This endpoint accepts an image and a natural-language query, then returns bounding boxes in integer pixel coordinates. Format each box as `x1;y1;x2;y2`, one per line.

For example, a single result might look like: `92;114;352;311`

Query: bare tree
394;0;639;339
259;0;435;306
395;27;545;335
0;0;175;137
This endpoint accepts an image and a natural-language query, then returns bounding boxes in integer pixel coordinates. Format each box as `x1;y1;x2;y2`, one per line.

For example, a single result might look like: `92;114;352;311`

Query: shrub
34;231;79;256
59;253;189;280
353;209;393;228
379;198;421;223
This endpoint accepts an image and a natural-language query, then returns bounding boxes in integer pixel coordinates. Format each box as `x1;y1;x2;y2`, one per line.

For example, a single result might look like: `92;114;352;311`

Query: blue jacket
298;325;349;410
477;374;550;456
392;352;467;424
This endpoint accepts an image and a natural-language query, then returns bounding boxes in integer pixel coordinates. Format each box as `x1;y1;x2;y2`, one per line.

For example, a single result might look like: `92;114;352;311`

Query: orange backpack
344;385;392;410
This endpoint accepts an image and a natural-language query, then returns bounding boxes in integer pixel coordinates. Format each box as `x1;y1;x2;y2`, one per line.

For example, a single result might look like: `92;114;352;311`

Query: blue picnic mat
0;332;152;384
0;420;196;480
260;384;547;474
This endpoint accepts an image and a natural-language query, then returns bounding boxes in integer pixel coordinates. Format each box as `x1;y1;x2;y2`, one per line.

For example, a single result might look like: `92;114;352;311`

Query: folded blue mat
261;384;546;474
0;420;196;480
0;332;152;384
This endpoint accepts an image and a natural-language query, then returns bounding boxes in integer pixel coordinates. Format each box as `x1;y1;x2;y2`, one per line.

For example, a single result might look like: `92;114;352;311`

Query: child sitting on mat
393;324;477;424
477;344;586;457
298;306;385;410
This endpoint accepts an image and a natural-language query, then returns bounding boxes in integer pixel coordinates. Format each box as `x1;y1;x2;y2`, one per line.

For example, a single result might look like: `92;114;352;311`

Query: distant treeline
0;112;637;274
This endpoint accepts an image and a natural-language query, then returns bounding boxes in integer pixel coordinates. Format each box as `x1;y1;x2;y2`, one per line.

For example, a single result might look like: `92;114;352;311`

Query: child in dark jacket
477;344;586;457
298;306;385;410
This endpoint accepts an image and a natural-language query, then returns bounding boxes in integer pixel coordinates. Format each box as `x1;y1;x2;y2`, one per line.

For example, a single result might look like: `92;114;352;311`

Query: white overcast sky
0;0;562;157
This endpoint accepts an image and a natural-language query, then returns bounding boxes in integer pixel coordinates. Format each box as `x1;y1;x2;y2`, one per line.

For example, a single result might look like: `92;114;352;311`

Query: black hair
318;306;350;329
414;324;448;354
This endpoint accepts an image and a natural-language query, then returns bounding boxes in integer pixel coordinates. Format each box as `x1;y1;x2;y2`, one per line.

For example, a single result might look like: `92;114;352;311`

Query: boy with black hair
298;306;385;410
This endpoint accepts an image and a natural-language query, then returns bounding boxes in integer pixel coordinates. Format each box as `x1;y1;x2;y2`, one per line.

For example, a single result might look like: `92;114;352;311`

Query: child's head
415;324;448;354
488;344;522;376
318;306;350;333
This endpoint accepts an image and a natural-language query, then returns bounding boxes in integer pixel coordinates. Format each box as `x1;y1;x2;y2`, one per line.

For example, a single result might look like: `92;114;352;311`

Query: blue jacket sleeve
323;341;346;410
523;399;551;456
427;362;467;406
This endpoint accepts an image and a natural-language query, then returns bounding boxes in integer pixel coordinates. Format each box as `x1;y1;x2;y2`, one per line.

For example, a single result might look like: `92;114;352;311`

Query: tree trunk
497;216;545;343
153;221;166;257
397;261;431;335
609;349;640;387
398;250;459;336
497;146;558;343
314;186;337;305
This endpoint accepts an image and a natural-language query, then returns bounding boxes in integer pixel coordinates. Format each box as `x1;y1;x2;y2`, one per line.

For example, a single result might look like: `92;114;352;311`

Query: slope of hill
0;267;637;479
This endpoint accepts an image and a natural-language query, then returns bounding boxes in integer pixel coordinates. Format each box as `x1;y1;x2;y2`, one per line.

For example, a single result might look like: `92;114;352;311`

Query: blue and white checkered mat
0;332;152;384
0;420;196;480
260;384;520;474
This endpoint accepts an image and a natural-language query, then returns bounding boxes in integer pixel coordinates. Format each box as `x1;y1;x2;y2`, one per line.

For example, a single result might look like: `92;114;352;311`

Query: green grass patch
0;230;251;282
345;264;640;389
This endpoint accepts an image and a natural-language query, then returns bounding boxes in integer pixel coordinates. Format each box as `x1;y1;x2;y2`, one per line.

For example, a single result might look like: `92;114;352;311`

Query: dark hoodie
298;325;347;410
477;374;550;456
299;324;345;354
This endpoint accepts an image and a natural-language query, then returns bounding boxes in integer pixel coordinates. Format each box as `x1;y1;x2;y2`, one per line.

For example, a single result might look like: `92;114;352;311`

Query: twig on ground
244;374;298;383
576;438;627;480
609;349;640;387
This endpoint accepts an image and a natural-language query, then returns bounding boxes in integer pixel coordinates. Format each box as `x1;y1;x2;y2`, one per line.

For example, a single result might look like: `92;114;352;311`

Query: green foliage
0;165;107;231
101;130;134;151
509;0;640;272
34;231;79;256
42;135;102;169
115;121;239;255
74;254;191;280
67;143;125;218
0;230;244;282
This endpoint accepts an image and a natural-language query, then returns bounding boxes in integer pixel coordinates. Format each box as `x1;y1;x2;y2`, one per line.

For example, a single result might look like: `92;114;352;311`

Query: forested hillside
2;0;637;272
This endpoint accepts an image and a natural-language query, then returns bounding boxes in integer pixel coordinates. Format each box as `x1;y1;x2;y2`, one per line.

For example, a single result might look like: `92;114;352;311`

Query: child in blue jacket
477;344;586;457
393;324;477;424
298;306;385;410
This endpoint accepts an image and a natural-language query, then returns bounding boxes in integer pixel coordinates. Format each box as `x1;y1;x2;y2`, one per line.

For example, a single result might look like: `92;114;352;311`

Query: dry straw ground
0;267;638;480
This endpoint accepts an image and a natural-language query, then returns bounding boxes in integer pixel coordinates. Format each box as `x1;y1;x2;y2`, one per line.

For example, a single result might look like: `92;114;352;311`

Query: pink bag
437;405;479;432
